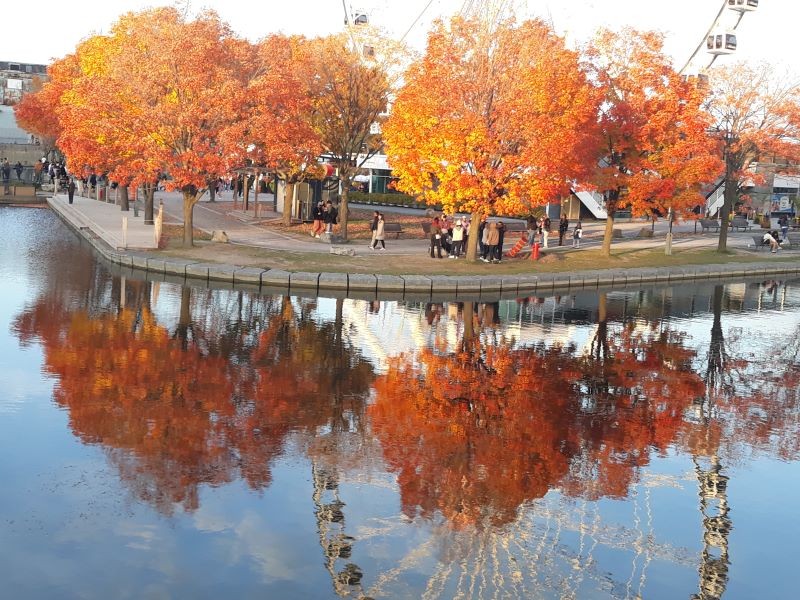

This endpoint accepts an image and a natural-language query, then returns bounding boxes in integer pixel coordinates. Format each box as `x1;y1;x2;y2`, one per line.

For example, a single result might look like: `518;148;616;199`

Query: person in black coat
558;215;569;246
67;178;76;204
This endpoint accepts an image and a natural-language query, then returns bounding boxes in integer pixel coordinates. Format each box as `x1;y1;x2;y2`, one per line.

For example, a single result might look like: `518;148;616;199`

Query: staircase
574;190;608;219
706;181;725;217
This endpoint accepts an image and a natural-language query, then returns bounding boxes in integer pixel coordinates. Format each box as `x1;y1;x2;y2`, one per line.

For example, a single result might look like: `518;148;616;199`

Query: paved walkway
50;192;158;249
46;191;800;298
145;190;765;254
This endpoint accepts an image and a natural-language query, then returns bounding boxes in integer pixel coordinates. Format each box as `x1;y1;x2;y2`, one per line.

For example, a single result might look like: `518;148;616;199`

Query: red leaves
384;17;602;218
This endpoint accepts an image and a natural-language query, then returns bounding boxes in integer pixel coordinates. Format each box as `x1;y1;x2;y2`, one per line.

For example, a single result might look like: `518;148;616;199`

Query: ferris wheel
680;0;760;74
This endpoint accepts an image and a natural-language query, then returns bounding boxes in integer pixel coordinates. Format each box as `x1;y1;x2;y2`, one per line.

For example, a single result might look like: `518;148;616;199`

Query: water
2;207;798;599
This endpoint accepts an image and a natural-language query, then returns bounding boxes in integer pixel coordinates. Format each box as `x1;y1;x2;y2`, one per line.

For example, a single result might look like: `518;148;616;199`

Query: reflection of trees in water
370;298;705;528
12;279;375;518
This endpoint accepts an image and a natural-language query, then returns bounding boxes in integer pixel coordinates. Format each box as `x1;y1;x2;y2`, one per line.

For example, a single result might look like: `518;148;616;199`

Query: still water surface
1;207;798;599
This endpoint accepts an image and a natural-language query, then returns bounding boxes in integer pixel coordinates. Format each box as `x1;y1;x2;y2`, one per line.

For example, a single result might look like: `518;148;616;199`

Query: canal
1;207;798;599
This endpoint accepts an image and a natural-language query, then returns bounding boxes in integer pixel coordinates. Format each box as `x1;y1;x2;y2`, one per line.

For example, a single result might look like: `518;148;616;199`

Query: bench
783;233;800;247
383;223;403;238
700;218;721;232
730;218;752;231
638;227;654;239
752;235;770;250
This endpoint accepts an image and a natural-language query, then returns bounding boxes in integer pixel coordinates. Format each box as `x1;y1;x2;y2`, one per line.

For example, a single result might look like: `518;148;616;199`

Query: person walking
67;178;76;204
558;215;569;246
1;159;10;192
14;161;23;181
779;214;789;241
430;217;444;258
368;210;379;247
572;221;583;248
371;213;386;250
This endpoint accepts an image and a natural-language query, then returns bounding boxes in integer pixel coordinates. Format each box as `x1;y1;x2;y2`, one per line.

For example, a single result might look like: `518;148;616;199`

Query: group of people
430;216;469;259
762;214;794;253
1;159;24;186
310;201;339;238
526;215;583;249
426;214;585;261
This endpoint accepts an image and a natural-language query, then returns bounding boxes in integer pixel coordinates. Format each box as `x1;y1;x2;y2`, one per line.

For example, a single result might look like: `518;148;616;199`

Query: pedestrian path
49;193;158;249
50;190;779;258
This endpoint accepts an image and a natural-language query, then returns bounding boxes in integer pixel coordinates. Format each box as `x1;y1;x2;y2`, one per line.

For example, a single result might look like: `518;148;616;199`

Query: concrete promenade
47;192;800;300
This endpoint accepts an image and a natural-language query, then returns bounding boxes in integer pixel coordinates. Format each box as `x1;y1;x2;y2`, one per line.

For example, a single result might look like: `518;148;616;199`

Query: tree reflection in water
13;279;375;516
11;272;800;598
370;296;706;529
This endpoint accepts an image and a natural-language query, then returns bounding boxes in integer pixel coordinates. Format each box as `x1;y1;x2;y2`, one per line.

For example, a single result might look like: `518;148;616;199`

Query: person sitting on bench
763;231;780;253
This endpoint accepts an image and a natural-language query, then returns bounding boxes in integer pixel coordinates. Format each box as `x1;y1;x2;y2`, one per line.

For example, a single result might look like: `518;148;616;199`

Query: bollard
531;242;540;260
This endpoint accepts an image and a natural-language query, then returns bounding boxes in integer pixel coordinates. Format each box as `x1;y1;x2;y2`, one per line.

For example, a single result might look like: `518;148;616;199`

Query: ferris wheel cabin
707;31;737;55
728;0;758;12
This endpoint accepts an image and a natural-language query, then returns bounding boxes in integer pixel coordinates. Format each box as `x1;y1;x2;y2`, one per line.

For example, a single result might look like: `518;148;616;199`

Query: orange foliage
585;29;722;255
384;17;601;230
370;341;582;528
15;289;374;515
370;319;705;527
14;56;78;142
244;36;323;180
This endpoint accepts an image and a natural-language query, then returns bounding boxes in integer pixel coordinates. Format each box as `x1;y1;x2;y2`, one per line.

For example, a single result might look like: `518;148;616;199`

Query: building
1;61;48;105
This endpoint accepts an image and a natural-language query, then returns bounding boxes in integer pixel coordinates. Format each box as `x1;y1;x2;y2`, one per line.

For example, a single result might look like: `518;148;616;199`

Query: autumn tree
44;9;251;245
244;35;324;225
585;29;722;257
383;16;601;261
51;35;140;210
304;34;390;240
704;62;800;251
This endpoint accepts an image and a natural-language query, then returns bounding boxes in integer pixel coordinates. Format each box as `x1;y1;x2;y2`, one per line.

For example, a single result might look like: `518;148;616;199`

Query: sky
4;0;798;74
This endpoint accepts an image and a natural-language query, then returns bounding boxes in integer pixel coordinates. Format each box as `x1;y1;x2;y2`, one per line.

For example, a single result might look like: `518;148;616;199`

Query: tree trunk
144;183;155;225
176;286;191;350
208;180;216;202
593;292;609;362
119;185;129;212
601;211;615;257
462;302;475;344
465;211;481;261
283;180;293;226
243;175;251;211
253;172;259;217
182;187;198;247
717;165;737;252
339;184;350;241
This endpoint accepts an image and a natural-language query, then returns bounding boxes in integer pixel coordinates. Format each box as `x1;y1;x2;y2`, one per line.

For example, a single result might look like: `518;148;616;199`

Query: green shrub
348;191;441;210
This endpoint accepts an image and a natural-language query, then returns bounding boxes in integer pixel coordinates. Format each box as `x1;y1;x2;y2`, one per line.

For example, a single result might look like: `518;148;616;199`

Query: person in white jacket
450;220;465;258
371;213;386;250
